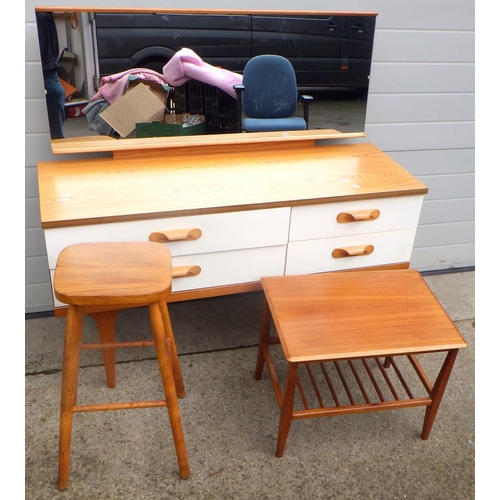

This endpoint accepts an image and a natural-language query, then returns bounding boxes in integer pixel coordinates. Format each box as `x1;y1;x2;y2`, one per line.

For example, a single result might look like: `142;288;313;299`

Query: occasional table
255;270;467;456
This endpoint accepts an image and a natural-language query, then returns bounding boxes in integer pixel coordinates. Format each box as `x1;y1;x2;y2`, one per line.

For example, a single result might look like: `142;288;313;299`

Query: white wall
25;0;475;313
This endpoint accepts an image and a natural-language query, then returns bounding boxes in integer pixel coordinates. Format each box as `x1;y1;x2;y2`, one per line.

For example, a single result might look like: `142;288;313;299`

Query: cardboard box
126;76;170;106
99;82;169;138
136;114;206;137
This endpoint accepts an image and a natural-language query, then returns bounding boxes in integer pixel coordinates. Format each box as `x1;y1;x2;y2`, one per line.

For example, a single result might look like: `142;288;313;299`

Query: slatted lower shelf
264;346;435;419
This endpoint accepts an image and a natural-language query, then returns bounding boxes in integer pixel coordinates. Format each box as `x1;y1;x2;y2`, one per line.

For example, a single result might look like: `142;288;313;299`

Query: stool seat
54;241;173;306
54;242;189;490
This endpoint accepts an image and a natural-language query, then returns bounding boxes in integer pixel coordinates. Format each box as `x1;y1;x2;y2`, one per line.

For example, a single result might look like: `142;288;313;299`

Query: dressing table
36;7;428;315
39;135;428;314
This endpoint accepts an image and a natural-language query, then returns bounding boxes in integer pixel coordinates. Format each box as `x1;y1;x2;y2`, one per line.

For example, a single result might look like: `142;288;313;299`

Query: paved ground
25;270;474;499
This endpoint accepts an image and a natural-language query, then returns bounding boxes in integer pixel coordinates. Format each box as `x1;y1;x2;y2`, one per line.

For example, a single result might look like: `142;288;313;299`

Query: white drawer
50;245;286;307
289;196;423;241
171;245;286;292
44;207;291;269
285;229;417;275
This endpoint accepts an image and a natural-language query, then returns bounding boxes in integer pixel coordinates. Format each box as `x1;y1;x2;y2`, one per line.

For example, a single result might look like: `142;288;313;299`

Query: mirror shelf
35;6;376;155
51;129;365;156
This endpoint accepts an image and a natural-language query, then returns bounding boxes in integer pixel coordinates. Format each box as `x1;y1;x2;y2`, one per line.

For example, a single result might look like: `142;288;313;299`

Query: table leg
276;363;298;457
255;299;271;380
421;349;459;440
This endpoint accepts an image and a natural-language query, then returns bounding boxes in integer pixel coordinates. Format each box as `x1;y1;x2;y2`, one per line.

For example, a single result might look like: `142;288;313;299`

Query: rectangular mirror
35;7;377;153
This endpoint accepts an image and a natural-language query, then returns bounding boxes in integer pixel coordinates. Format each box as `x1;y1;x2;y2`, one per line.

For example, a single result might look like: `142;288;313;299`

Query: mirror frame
35;6;377;155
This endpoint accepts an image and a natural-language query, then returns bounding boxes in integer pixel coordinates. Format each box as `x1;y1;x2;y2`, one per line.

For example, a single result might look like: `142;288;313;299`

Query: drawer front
44;207;291;269
285;229;417;275
171;245;286;292
50;245;286;307
289;196;423;241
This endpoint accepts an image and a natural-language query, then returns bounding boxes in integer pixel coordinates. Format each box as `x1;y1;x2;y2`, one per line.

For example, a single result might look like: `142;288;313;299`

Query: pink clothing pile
92;68;170;104
162;47;242;98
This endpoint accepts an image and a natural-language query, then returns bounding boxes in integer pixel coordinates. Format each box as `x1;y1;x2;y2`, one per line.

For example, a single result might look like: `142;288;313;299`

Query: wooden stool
54;242;189;490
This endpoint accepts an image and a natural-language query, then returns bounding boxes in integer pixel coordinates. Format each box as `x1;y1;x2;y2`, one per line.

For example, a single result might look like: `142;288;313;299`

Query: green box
136;114;206;137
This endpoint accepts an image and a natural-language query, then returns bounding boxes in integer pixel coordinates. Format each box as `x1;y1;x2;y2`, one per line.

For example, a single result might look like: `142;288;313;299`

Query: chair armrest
233;84;245;133
299;95;314;129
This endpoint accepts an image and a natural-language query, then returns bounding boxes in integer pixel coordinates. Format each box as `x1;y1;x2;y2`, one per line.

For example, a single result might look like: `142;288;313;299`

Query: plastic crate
172;81;240;134
136;116;206;137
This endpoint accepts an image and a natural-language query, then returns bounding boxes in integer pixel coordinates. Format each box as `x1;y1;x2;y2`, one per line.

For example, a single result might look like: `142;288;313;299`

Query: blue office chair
234;55;313;132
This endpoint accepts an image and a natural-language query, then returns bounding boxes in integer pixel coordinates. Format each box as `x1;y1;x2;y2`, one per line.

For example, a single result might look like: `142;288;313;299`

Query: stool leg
276;363;298;458
159;301;185;398
90;310;120;388
58;305;83;491
150;301;190;479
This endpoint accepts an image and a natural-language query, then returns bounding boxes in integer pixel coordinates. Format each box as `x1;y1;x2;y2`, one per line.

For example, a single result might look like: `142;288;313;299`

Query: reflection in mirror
35;9;376;144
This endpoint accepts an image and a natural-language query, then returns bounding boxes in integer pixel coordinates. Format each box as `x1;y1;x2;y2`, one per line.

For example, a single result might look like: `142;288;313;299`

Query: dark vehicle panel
96;14;252;74
95;13;375;90
250;15;344;87
343;16;376;87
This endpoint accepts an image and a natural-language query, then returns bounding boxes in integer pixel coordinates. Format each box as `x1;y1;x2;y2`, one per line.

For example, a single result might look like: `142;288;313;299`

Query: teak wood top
261;270;467;362
49;130;366;156
38;142;428;229
54;242;173;307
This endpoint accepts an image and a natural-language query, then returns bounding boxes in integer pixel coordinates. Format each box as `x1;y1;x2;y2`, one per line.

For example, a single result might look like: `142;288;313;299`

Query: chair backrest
242;55;298;119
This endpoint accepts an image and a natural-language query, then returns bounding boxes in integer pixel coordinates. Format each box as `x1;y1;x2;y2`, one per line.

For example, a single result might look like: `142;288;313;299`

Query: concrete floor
62;90;367;139
25;270;474;499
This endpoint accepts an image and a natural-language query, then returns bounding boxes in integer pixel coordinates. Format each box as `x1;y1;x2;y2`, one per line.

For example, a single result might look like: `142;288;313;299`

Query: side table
255;270;468;457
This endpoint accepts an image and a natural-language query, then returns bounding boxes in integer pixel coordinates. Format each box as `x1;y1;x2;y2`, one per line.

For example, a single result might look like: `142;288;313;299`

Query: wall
25;0;475;313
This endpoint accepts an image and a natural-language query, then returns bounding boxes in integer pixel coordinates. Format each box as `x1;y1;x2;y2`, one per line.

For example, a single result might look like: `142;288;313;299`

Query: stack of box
99;78;207;138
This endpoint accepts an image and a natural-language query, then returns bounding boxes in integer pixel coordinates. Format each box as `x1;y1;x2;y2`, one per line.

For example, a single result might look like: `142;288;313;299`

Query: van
95;13;376;91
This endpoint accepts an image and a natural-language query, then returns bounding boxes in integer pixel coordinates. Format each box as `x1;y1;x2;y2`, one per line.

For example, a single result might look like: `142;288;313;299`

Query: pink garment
162;48;242;98
92;68;170;104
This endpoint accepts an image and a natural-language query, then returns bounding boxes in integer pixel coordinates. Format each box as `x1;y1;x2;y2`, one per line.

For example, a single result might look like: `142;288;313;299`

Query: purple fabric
162;48;242;98
92;69;170;104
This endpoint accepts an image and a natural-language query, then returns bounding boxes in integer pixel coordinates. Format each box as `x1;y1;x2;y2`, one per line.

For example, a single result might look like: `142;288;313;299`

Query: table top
261;270;467;362
37;142;428;229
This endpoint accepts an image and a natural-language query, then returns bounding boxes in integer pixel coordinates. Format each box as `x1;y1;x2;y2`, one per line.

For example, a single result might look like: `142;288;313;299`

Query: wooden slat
320;363;341;407
375;357;400;400
388;358;415;399
292;398;432;420
73;400;167;412
348;360;371;404
80;340;155;350
334;362;356;405
408;354;433;395
296;378;310;410
361;358;386;402
305;365;325;408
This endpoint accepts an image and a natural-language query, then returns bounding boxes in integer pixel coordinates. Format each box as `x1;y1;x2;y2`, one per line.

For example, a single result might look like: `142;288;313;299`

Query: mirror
35;7;377;152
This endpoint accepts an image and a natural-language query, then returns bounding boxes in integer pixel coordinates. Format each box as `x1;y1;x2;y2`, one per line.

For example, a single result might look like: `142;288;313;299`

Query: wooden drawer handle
332;245;374;258
149;228;202;243
172;265;201;278
337;209;380;223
